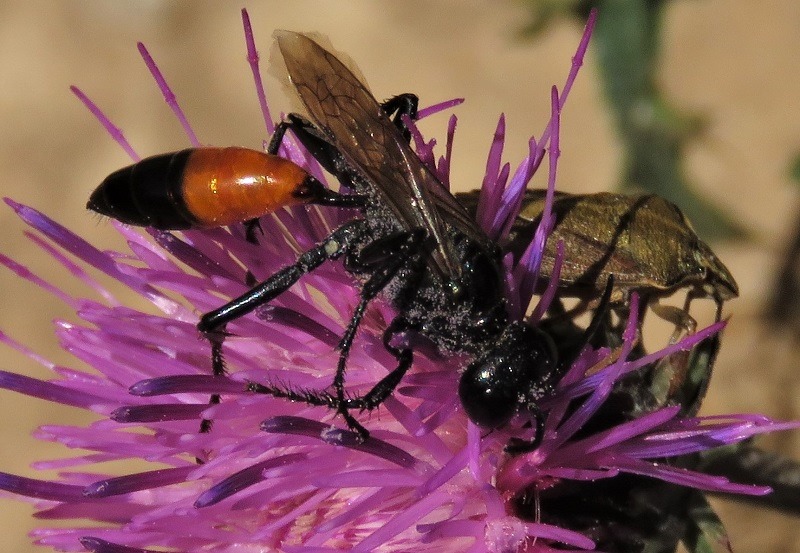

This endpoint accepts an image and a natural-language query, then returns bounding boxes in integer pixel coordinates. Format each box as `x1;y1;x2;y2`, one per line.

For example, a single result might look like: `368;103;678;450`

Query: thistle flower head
1;9;798;553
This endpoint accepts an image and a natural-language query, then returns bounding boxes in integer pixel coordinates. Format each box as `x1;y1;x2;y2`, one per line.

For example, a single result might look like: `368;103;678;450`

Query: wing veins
276;31;484;280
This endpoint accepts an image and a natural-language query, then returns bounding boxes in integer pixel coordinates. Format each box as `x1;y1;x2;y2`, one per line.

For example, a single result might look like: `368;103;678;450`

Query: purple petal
436;114;458;189
0;472;85;501
528;239;564;323
194;452;306;507
0;249;75;306
582;407;681;454
416;98;464;120
478;115;506;233
84;466;196;497
4;200;175;310
352;490;453;552
256;305;340;347
525;521;596;549
110;403;208;423
137;42;199;146
613;457;771;496
241;8;275;135
261;416;419;469
79;537;162;553
25;230;117;305
0;370;107;408
129;375;246;397
69;86;139;161
148;230;241;282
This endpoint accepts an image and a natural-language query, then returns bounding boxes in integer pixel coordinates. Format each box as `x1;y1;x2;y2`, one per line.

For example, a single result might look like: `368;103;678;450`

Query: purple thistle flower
0;8;798;553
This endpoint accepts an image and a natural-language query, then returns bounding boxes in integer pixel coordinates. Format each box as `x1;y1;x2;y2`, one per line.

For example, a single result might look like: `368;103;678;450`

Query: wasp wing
424;178;495;251
275;31;488;281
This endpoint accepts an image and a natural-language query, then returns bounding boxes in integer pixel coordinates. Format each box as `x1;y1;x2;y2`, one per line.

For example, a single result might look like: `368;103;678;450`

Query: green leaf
683;491;732;553
698;445;800;515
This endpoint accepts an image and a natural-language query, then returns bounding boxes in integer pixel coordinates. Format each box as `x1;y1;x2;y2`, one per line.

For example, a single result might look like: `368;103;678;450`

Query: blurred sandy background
0;1;798;551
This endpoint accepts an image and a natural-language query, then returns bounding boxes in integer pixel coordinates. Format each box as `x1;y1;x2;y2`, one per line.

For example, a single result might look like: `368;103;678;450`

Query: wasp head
458;321;557;429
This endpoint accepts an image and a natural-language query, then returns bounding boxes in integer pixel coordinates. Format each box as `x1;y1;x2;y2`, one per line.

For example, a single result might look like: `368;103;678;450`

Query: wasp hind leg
266;93;419;191
379;93;419;141
203;197;270;439
198;219;368;335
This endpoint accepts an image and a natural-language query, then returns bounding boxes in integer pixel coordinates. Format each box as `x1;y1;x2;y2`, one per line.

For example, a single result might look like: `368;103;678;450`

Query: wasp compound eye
459;322;557;429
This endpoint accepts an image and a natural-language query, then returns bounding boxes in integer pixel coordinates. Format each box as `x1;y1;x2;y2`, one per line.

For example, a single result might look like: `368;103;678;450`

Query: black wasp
88;30;561;442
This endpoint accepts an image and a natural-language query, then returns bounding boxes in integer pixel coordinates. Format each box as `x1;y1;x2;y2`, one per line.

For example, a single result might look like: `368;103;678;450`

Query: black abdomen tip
88;150;196;230
88;166;142;224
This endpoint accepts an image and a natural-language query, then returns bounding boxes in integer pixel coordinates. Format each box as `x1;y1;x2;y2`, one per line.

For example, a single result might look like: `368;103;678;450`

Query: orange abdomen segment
182;147;312;227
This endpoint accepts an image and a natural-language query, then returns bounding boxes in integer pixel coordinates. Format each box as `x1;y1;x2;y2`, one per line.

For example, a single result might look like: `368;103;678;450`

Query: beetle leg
684;287;725;324
553;297;596;321
713;297;724;322
650;301;697;344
